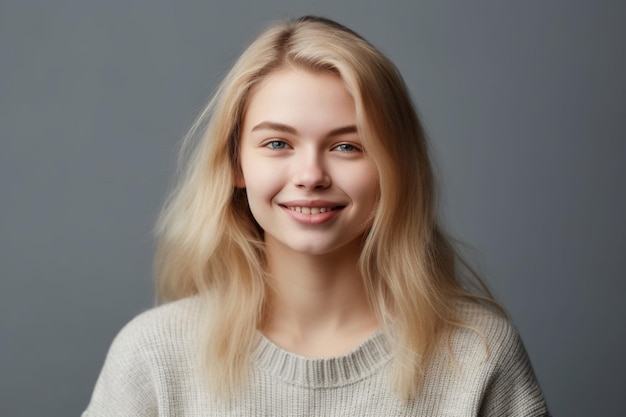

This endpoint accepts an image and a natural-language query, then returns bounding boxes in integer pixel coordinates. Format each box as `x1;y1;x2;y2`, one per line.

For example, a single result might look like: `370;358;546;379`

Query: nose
292;151;331;190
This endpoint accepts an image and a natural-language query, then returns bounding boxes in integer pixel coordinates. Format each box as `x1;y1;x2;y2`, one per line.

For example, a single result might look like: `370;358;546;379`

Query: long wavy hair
155;15;500;398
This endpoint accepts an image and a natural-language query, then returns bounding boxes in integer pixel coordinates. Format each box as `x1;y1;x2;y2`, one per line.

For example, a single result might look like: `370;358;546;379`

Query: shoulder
104;296;206;364
124;295;206;331
83;296;207;417
452;300;541;375
448;300;534;382
111;295;206;351
448;300;550;416
453;300;521;360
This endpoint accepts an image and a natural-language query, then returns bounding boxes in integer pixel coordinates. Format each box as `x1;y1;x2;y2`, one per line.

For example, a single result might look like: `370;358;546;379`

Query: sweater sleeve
82;316;160;417
478;321;550;417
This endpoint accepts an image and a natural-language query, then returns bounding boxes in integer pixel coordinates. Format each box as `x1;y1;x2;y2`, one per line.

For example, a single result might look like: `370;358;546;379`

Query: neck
261;237;379;356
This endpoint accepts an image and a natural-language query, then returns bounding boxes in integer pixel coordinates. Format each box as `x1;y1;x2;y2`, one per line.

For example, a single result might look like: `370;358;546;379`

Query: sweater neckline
252;329;392;388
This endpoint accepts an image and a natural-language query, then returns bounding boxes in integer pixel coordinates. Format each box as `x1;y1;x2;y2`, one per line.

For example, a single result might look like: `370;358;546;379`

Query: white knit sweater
83;297;549;416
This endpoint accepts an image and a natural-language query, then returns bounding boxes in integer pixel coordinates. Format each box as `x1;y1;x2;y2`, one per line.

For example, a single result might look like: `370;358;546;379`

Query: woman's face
238;68;379;257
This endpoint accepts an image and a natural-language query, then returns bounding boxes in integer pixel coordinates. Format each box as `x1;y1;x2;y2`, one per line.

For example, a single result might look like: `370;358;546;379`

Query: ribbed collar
252;330;392;388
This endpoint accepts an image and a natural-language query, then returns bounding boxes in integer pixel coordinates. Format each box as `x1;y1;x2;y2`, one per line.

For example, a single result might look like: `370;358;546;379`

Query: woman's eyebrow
251;121;357;137
327;125;357;137
251;121;297;134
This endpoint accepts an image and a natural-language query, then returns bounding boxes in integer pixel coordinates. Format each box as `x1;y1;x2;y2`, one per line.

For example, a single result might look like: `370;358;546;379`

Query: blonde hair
155;16;500;398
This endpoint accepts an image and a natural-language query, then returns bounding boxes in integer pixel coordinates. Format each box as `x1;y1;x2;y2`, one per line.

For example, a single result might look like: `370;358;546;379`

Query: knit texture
83;297;549;416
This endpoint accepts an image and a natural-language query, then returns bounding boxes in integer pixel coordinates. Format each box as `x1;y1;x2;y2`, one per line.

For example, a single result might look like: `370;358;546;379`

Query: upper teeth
289;206;333;214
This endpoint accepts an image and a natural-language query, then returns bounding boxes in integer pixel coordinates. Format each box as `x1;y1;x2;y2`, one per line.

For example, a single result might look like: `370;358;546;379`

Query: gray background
1;1;624;416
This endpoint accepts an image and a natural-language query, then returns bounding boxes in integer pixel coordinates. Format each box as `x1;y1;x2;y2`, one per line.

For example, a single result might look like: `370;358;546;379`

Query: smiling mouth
282;205;344;214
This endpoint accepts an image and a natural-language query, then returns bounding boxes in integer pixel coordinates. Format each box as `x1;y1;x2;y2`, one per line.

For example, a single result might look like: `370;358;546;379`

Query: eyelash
333;143;360;153
263;140;362;153
266;140;288;150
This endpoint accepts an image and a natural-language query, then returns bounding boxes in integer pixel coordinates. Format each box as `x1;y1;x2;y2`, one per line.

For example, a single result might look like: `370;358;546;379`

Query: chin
288;244;337;256
282;237;358;257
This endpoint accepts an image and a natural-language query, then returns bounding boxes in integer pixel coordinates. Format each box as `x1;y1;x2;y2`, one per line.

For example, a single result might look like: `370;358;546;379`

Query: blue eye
267;140;287;150
335;143;359;152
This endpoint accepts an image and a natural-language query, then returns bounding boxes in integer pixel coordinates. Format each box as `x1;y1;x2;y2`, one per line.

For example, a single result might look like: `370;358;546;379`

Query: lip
278;199;345;225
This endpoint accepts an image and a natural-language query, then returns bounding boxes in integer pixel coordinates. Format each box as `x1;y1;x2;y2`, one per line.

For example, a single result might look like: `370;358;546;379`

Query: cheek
360;183;380;216
361;171;381;221
340;163;380;213
241;160;282;206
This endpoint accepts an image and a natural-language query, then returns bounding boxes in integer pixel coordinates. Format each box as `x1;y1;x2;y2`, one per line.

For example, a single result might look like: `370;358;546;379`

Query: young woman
83;16;549;416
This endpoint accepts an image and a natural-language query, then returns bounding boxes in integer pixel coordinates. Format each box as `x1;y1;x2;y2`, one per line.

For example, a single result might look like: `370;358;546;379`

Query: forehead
242;68;356;135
